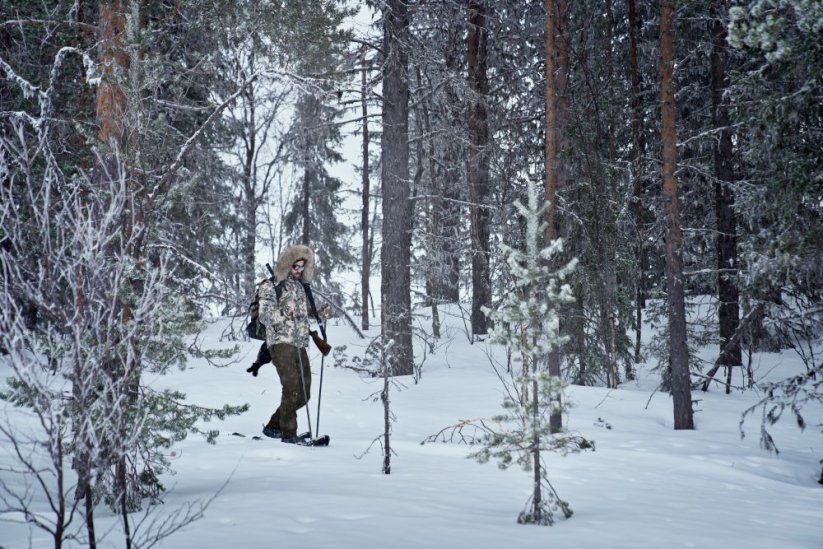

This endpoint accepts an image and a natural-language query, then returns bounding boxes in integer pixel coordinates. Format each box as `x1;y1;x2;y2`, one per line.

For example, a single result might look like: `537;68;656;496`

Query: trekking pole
315;320;327;435
295;346;313;440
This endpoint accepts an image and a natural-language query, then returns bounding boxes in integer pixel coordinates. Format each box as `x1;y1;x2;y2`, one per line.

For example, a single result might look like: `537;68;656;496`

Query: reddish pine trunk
97;0;128;148
659;0;694;430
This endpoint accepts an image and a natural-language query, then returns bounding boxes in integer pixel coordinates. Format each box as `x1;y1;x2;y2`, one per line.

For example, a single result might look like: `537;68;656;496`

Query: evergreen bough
473;179;593;525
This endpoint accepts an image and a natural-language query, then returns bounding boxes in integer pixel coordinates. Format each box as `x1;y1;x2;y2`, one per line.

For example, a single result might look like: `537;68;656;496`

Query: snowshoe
282;433;330;446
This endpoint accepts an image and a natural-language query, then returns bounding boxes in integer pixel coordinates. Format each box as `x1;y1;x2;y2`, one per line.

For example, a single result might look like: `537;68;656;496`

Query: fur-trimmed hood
273;244;315;283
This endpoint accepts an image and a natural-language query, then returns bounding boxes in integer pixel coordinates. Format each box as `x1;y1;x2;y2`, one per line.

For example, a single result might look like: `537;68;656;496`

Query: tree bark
628;0;646;370
440;145;462;302
433;46;463;304
545;0;558;248
438;54;463;303
544;0;568;433
659;0;694;430
300;97;318;246
382;352;392;474
301;168;312;245
360;49;371;331
710;0;741;394
417;67;442;338
242;74;257;304
531;373;543;523
381;0;413;375
97;0;128;149
86;2;131;545
467;0;491;337
423;88;458;305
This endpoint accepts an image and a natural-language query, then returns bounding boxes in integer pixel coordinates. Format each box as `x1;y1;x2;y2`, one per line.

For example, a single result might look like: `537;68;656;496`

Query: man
257;244;318;443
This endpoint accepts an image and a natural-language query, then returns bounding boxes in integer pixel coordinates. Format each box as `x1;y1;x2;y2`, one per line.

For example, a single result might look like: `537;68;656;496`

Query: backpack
246;268;324;341
246;280;269;341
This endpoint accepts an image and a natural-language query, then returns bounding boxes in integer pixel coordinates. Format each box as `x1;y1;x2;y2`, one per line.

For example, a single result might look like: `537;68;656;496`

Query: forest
1;0;821;546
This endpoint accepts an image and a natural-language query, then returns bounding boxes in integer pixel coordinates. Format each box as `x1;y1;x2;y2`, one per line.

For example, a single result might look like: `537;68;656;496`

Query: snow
2;304;822;549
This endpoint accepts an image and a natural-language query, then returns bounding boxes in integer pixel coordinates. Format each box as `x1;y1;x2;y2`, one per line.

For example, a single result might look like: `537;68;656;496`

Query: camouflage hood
274;244;315;283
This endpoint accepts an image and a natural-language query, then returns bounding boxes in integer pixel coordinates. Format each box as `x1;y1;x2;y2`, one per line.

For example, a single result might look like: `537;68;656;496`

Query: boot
262;425;283;439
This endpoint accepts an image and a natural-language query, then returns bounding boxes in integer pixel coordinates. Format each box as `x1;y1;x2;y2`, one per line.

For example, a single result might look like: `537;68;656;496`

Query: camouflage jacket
258;277;311;348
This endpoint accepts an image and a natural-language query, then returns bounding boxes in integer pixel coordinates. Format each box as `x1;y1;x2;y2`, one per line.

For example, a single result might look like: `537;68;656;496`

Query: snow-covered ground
2;303;821;548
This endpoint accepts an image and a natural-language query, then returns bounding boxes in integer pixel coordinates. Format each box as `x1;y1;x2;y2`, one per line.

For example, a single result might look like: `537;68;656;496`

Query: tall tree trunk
555;0;570;430
436;48;463;304
544;0;568;433
86;2;132;545
381;350;392;473
440;142;462;302
102;2;141;544
381;0;413;375
97;1;128;152
242;188;257;297
242;76;258;305
710;0;741;394
659;0;694;430
556;0;570;171
545;0;558;248
301;168;311;245
467;0;491;337
427;128;441;337
628;0;645;371
417;67;442;338
360;49;371;331
531;371;543;522
605;0;616;161
604;0;620;388
300;96;316;246
439;65;462;303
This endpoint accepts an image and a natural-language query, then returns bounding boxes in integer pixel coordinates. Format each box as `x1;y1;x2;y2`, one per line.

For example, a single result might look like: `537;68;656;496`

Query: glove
310;330;332;356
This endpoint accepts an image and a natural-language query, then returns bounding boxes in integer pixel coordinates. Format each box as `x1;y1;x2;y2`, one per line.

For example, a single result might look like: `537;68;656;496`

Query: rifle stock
310;330;331;356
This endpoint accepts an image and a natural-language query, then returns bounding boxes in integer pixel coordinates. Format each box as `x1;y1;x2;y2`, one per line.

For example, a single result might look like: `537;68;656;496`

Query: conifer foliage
0;2;248;545
473;179;592;525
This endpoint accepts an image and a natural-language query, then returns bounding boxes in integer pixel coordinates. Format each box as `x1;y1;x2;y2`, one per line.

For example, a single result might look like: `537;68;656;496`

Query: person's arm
257;280;279;328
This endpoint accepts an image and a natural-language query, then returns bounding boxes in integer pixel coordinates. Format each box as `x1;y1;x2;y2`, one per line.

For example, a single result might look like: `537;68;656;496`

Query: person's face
291;260;305;278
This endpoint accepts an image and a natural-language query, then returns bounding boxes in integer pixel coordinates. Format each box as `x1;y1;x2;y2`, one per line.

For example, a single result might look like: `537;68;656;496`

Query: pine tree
729;0;822;481
728;0;823;342
474;178;590;526
659;0;694;430
284;92;352;281
280;0;356;286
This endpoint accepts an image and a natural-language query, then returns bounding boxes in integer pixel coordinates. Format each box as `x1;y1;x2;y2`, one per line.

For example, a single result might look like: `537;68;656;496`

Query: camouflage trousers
265;343;311;438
